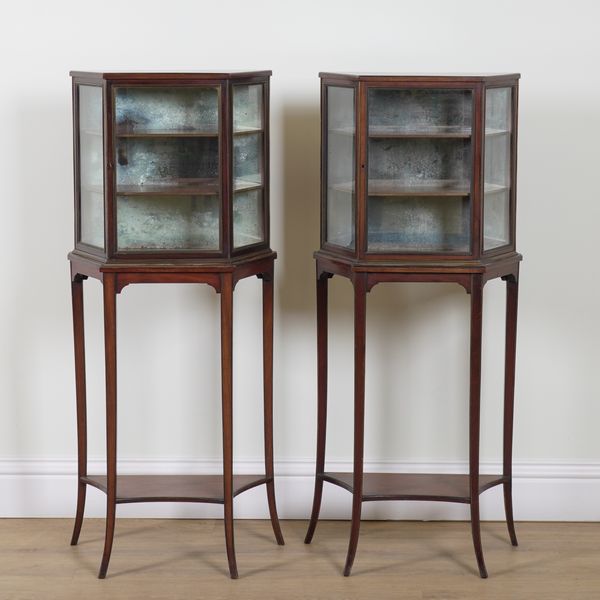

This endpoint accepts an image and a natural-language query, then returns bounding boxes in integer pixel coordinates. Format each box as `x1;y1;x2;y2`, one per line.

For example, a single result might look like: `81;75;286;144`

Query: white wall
1;0;600;519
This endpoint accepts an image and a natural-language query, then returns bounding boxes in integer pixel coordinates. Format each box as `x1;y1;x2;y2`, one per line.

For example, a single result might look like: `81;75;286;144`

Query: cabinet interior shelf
321;472;506;503
116;128;219;138
117;180;219;196
328;126;509;139
330;181;507;197
81;474;269;504
114;178;263;196
233;126;263;135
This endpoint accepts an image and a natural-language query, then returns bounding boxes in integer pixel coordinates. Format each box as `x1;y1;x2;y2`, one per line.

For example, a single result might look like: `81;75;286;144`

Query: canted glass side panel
233;84;263;132
117;195;219;250
484;87;512;250
233;133;263;188
78;85;104;249
367;88;472;253
233;189;264;248
326;86;355;249
232;84;265;248
114;86;220;251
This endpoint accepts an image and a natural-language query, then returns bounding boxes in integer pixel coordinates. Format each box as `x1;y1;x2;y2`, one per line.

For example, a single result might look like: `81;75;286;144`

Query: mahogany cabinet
72;70;270;259
306;73;522;578
68;71;283;580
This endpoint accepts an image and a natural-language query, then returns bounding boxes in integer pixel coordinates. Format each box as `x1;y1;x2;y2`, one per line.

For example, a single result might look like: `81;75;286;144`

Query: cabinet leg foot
343;496;362;577
70;483;87;546
223;504;238;579
470;499;488;579
503;481;518;546
98;500;116;579
266;481;285;546
304;479;324;544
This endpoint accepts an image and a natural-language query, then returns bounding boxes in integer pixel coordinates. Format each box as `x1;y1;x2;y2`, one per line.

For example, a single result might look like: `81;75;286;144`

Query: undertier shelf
82;474;270;504
321;472;506;503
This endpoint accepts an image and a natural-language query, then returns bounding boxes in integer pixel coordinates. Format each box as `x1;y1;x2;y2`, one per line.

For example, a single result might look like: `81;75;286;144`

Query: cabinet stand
69;251;284;579
305;251;520;578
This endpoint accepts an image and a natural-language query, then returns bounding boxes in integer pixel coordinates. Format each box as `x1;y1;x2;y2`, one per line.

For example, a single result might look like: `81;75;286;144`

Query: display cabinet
306;73;521;578
68;71;282;579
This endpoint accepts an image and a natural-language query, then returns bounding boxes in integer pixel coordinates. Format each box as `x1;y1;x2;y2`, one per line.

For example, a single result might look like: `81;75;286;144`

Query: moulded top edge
319;72;520;81
70;70;272;80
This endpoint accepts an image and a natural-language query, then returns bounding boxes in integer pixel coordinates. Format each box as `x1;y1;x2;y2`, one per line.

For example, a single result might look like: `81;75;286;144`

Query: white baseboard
1;458;599;521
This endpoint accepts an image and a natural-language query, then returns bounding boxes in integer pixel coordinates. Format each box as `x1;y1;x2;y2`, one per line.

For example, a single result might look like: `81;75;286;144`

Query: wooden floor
1;519;598;599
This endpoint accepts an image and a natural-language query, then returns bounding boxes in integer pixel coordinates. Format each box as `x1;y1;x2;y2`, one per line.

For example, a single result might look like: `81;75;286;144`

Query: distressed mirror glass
78;85;104;249
367;89;472;252
114;86;220;251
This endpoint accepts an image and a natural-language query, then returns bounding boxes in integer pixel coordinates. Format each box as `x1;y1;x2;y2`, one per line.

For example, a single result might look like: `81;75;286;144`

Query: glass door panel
326;86;355;249
78;85;104;249
114;86;220;251
483;87;512;250
233;84;264;248
367;89;472;253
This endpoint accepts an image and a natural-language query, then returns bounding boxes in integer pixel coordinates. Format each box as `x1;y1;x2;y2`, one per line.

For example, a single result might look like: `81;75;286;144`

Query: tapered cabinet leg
261;268;284;546
503;273;519;547
99;274;117;579
343;273;368;577
220;273;238;579
468;275;487;579
305;270;330;544
70;275;88;546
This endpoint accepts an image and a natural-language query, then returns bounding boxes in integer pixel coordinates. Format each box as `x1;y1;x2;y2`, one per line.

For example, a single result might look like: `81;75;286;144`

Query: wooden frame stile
307;73;522;579
68;71;281;580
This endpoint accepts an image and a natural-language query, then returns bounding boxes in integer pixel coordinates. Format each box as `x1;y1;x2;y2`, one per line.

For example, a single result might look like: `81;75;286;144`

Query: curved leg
469;275;487;579
343;273;367;577
99;274;117;579
305;270;330;544
70;275;88;546
261;269;284;546
221;274;238;579
503;273;519;547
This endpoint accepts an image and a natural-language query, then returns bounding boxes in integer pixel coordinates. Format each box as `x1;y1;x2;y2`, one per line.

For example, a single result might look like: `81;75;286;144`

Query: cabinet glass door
114;86;220;251
483;87;512;250
367;89;472;253
232;83;265;248
78;85;104;250
325;86;355;249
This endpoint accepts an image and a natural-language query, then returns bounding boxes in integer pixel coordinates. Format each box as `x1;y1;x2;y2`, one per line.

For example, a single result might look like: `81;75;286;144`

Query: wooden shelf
233;126;263;136
234;178;262;193
116;128;218;138
485;128;510;137
367;179;470;197
331;181;507;197
321;472;505;503
116;179;219;196
82;474;269;504
329;126;508;139
369;125;471;139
